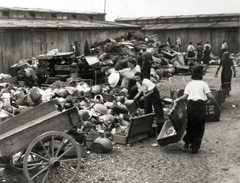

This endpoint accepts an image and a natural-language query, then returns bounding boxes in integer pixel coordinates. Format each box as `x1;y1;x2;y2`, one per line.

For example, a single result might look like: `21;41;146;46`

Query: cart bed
0;100;80;157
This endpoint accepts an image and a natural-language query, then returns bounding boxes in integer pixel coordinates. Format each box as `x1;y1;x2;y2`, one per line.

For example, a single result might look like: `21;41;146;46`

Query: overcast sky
1;0;239;21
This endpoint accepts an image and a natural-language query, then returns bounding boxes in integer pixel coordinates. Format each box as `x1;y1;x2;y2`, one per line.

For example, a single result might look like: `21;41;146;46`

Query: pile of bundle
90;34;184;83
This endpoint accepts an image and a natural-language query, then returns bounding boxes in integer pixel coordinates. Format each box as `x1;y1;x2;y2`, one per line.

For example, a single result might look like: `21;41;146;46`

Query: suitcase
112;113;155;144
157;100;187;146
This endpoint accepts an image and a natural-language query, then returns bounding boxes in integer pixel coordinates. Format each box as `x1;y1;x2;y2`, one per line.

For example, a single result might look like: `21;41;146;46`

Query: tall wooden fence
0;28;140;75
143;27;240;56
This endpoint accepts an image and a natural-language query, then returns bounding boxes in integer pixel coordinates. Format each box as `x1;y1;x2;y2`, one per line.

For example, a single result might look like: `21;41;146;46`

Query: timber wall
0;28;140;74
143;27;240;56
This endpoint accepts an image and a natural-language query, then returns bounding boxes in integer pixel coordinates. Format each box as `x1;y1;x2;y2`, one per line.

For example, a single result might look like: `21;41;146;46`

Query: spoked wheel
23;131;81;183
4;150;39;173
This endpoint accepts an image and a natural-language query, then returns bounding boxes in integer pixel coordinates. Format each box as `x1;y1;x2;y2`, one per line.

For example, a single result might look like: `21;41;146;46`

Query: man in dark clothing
196;42;203;63
141;49;152;79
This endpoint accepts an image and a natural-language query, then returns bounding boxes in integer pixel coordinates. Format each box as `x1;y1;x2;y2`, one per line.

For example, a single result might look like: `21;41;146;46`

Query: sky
1;0;239;21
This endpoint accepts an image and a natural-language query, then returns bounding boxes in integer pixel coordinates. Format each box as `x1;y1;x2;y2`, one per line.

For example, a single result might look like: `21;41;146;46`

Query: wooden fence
0;28;140;75
143;27;240;57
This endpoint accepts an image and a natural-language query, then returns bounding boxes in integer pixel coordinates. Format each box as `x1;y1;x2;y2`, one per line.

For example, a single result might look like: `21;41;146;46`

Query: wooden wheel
4;148;42;173
23;131;81;183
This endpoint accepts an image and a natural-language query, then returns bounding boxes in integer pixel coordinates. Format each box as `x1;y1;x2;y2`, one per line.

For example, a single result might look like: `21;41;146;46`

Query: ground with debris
1;65;240;183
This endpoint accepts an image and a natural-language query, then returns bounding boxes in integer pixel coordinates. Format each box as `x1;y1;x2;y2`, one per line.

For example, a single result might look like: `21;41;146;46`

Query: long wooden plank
0;107;80;156
0;100;56;134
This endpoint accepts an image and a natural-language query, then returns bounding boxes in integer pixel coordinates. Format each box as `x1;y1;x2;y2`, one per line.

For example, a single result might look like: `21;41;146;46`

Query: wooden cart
0;100;82;183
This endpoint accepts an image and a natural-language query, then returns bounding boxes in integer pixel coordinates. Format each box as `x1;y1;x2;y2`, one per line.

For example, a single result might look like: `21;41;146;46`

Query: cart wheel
23;131;81;183
4;149;40;173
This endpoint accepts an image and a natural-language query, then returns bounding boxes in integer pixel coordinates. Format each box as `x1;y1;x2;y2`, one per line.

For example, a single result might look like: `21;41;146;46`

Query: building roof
137;16;159;20
143;24;173;30
166;23;193;29
0;6;106;15
198;13;224;18
142;21;239;30
0;19;142;29
210;21;240;28
177;14;202;19
157;15;180;19
115;13;240;21
115;17;139;21
187;22;217;28
220;13;240;17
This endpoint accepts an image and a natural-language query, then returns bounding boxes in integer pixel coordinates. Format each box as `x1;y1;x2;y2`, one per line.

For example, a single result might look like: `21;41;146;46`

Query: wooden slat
0;100;56;134
0;107;80;156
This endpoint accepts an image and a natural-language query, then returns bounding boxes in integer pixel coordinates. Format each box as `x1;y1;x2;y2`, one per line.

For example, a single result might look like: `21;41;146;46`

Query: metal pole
104;0;106;14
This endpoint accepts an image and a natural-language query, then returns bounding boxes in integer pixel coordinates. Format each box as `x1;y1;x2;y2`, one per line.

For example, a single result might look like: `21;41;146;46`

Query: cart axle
49;158;60;168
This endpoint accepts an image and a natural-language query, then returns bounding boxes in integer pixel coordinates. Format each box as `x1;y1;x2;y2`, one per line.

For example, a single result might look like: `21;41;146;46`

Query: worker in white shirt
133;72;164;120
187;42;195;58
118;58;140;89
203;41;211;51
221;40;228;59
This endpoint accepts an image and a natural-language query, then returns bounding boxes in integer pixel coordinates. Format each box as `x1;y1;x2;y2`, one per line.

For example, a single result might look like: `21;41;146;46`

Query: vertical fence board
22;30;33;59
46;31;59;53
0;30;3;73
58;31;70;52
32;31;47;56
2;30;14;74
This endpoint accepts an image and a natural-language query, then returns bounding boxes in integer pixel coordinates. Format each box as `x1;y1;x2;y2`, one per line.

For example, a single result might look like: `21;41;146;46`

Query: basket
205;102;220;122
84;131;99;149
92;137;113;154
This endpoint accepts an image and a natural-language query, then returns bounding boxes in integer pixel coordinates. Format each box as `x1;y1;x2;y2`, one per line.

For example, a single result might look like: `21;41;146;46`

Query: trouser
144;87;163;119
183;100;206;150
221;49;227;59
142;62;151;79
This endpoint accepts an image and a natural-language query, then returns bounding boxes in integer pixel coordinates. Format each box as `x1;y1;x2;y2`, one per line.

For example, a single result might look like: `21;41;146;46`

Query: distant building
115;13;240;55
0;7;142;74
0;7;106;21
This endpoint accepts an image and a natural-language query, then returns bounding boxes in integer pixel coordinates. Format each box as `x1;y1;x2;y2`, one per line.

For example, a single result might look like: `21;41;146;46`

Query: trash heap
90;36;181;81
0;73;171;154
2;32;211;153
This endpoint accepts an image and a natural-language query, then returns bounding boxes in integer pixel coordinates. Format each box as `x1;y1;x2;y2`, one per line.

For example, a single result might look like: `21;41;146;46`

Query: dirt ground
1;65;240;183
158;65;240;183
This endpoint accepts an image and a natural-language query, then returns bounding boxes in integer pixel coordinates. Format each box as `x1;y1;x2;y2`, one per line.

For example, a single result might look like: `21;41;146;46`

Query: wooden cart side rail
0;107;80;157
0;100;56;134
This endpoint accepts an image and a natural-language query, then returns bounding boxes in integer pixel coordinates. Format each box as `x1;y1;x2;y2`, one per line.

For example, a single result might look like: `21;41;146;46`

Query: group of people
115;51;164;128
175;40;236;154
186;41;212;66
186;40;229;66
112;39;236;155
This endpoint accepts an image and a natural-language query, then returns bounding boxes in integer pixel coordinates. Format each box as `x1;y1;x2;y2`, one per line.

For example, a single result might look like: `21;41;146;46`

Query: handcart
0;100;82;183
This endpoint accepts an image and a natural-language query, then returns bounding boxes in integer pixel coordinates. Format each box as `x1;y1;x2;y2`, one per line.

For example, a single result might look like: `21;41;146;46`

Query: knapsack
188;46;195;57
